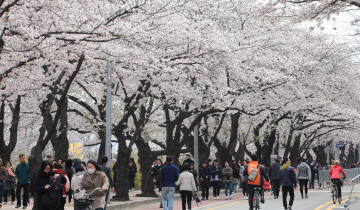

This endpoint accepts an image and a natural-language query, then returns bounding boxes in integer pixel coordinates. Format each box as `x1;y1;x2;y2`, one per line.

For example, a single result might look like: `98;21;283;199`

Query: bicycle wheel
332;186;337;204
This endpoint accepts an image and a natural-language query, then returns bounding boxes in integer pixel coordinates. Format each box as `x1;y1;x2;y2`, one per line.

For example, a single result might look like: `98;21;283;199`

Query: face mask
88;169;95;174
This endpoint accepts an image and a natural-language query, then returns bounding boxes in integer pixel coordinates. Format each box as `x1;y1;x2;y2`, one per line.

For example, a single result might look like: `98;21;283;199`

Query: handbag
40;176;62;208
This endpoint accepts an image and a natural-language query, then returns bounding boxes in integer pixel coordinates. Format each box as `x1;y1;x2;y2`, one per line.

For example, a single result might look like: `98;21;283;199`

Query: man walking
99;156;114;210
199;162;211;200
269;158;281;199
243;154;269;210
15;154;31;209
280;158;297;210
297;158;311;199
160;156;179;210
211;159;222;200
0;159;6;208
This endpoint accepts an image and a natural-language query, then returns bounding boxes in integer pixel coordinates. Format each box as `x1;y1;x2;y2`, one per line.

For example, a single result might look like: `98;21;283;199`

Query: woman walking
80;160;109;210
241;160;249;199
176;164;197;210
34;161;67;210
4;162;16;205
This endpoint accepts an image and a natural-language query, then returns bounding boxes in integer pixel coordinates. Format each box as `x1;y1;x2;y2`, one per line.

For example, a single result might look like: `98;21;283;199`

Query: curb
107;195;182;210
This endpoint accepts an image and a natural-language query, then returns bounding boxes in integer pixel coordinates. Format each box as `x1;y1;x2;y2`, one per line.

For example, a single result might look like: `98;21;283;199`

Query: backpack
40;175;63;208
248;165;259;182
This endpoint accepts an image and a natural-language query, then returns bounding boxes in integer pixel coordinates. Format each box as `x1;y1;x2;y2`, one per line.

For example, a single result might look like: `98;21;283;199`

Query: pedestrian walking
0;159;6;208
310;163;316;189
53;163;70;209
65;160;74;204
243;154;269;210
160;156;179;210
3;161;16;205
34;161;67;210
71;165;85;210
241;160;249;199
15;154;31;209
99;156;114;210
128;161;137;192
182;154;195;167
211;159;222;200
297;158;311;199
176;163;197;210
222;162;234;200
269;158;281;199
231;160;240;193
199;162;211;200
280;158;297;210
79;160;109;210
151;159;163;208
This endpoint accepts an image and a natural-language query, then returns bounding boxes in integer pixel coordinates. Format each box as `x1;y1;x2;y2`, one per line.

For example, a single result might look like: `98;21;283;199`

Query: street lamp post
105;60;113;167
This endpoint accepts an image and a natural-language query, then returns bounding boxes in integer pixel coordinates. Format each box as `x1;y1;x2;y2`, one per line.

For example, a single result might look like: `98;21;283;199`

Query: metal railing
344;174;360;208
318;168;360;190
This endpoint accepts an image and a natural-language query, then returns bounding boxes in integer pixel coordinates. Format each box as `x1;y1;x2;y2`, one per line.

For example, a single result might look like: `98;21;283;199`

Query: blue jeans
224;181;233;196
162;187;175;210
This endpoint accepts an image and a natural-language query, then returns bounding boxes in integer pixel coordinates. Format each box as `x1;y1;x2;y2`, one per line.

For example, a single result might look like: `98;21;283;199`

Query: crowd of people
0;155;113;210
151;154;349;210
0;152;353;210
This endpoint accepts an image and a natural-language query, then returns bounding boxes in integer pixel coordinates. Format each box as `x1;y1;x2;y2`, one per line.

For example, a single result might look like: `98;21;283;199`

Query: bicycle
74;187;103;210
331;180;341;204
254;187;262;210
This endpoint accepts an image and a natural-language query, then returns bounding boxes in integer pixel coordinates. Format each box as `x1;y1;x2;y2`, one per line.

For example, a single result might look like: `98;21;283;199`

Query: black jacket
269;163;281;180
199;166;211;186
129;165;137;178
211;165;222;181
232;163;241;179
99;163;114;188
34;170;66;210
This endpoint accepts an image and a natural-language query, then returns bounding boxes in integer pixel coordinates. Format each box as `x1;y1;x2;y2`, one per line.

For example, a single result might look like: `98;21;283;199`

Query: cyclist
330;161;346;201
243;154;269;210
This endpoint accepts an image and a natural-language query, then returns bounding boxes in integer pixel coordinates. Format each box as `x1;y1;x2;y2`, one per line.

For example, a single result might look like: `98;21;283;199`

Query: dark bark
97;127;106;163
283;127;294;159
112;142;131;201
0;95;21;162
51;98;69;159
261;128;277;167
135;139;157;197
289;134;302;167
312;145;327;166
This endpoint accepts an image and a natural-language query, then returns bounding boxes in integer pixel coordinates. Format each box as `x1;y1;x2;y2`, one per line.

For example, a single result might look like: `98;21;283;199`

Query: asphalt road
193;185;360;210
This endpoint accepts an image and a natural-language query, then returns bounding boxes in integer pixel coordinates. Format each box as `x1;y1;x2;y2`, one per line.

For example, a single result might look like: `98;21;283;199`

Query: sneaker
129;189;132;192
244;196;248;200
4;202;6;205
301;195;304;199
15;206;21;208
11;201;14;204
305;195;308;199
214;197;217;200
230;195;232;200
289;206;292;210
260;196;265;204
23;206;27;209
206;197;209;200
226;196;228;200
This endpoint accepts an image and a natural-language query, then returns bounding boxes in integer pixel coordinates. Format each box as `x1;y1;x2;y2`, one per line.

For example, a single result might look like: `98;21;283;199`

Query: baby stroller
74;187;102;210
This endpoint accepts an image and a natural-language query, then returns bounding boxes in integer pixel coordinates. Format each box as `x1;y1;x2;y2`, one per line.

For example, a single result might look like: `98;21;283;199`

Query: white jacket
71;171;85;192
175;171;197;192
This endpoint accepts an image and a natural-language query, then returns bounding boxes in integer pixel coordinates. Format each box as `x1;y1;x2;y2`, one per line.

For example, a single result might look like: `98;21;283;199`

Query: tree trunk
97;128;106;163
261;128;277;167
51;98;69;159
29;144;44;210
135;139;157;197
112;136;131;201
312;145;327;166
289;133;302;167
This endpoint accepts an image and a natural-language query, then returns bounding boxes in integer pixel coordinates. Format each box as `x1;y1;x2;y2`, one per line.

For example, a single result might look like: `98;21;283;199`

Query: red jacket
54;169;67;196
330;165;346;179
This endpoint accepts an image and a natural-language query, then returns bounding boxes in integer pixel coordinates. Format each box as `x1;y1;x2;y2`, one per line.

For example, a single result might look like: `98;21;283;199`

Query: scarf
6;168;15;177
281;164;290;170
